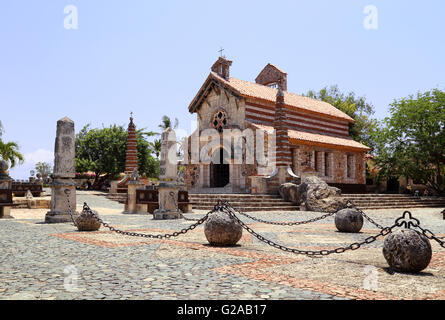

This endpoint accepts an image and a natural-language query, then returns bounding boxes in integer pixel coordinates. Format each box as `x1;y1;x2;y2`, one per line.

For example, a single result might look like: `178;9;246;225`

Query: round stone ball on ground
383;229;432;273
335;208;364;233
204;210;242;247
75;210;101;231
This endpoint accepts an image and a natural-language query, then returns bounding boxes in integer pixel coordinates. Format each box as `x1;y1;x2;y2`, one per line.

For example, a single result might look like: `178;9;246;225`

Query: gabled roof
188;72;354;123
250;123;370;151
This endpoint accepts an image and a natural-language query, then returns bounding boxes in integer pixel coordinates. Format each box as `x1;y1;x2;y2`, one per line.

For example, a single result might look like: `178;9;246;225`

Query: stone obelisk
45;117;77;223
153;128;181;220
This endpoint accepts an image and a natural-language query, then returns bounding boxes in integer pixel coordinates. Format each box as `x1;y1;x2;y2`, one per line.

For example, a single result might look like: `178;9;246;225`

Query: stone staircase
189;194;299;212
105;193;127;204
344;194;445;210
104;192;445;211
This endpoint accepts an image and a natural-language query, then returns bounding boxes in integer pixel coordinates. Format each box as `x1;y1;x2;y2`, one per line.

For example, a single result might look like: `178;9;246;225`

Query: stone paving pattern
1;191;444;300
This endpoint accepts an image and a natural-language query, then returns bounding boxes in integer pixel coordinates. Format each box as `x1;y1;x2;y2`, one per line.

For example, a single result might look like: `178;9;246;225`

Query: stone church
184;57;370;194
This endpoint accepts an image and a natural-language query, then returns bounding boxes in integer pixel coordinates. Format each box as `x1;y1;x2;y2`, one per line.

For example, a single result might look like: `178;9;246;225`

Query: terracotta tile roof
210;72;354;122
249;123;370;151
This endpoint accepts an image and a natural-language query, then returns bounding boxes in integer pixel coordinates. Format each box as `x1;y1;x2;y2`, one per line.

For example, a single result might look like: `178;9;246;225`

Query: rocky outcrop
279;176;348;213
278;183;300;204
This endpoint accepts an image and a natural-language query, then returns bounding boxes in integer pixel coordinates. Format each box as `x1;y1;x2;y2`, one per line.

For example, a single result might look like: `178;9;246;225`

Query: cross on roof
218;47;224;57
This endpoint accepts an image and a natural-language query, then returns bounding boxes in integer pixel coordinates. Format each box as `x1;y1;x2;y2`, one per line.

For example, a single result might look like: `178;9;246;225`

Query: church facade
184;57;370;194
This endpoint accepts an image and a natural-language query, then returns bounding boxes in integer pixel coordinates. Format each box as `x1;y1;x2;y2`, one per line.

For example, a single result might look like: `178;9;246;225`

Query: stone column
123;169;145;214
45;117;78;223
154;128;181;220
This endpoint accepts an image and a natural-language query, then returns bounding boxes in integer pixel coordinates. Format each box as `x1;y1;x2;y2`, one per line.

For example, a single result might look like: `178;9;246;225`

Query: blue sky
1;0;444;179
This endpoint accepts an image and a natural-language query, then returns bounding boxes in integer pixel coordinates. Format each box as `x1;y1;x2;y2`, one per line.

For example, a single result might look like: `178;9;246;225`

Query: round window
212;110;228;133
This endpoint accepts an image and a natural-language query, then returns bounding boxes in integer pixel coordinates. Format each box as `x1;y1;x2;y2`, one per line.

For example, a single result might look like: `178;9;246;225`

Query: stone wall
291;144;366;185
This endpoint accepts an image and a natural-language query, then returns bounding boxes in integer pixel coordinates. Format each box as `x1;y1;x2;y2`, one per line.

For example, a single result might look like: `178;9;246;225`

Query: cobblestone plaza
1;191;444;300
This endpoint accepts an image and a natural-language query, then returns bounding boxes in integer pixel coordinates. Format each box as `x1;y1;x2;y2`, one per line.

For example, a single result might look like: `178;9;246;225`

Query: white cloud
8;148;54;180
24;149;54;164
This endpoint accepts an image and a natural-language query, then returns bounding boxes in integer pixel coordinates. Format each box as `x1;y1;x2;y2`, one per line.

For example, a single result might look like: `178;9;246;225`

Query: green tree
0;121;24;168
0;141;24;168
372;89;445;195
151;139;162;158
75;124;159;183
305;85;378;150
35;162;52;180
159;115;179;130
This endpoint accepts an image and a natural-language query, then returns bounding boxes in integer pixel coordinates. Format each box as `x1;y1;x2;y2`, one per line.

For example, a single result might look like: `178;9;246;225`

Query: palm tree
159;116;179;130
0;141;24;168
151;139;162;159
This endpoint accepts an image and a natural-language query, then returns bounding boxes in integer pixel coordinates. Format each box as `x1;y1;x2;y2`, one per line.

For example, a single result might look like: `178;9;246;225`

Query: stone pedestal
45;180;78;223
0;159;15;219
154;182;181;220
0;206;13;219
123;181;146;214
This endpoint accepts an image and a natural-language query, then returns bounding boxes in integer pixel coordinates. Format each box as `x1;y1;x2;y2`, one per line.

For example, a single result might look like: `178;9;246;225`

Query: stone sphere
75;210;101;231
204;210;242;246
383;229;432;273
335;208;364;233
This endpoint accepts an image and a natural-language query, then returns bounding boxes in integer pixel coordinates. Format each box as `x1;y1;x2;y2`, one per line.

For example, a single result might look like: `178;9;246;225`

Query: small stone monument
25;189;33;200
123;169;146;214
154;128;181;220
0;160;14;219
45;117;78;223
383;229;432;273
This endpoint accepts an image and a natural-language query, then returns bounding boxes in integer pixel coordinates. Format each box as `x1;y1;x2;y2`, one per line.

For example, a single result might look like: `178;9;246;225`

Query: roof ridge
229;77;352;118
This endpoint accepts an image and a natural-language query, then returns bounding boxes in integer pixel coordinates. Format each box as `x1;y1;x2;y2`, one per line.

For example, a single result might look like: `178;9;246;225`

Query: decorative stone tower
266;83;299;193
113;114;140;194
45;117;78;223
273;84;292;170
125;114;138;175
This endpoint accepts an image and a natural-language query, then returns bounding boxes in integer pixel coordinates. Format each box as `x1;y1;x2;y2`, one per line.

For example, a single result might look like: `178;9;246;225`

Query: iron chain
346;200;385;230
89;204;210;240
217;201;397;257
234;208;336;226
64;190;445;254
64;189;77;226
415;224;445;248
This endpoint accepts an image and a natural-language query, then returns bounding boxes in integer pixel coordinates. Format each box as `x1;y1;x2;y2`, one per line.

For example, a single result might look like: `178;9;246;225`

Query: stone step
348;199;445;204
190;198;283;202
192;206;299;212
190;201;294;207
190;194;281;199
343;194;413;197
360;204;445;210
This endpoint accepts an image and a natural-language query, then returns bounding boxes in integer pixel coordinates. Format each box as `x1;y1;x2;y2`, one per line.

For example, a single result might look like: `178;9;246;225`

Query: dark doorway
387;177;400;193
210;148;230;188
